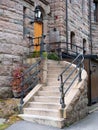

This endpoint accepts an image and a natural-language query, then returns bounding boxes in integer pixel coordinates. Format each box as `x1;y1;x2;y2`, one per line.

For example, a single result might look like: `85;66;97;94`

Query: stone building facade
0;0;98;98
0;0;50;97
91;0;98;54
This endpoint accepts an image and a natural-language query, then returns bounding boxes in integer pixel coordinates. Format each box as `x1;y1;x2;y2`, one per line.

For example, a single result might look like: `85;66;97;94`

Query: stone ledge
23;84;43;107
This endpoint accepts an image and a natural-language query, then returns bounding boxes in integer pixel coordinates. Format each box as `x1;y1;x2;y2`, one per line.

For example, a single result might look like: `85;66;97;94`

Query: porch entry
34;22;43;51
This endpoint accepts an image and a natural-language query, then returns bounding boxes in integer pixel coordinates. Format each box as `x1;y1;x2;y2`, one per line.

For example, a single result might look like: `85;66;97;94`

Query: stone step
47;70;63;74
47;77;59;81
47;60;61;64
47;60;69;66
33;96;60;103
23;108;60;118
47;69;78;76
37;90;60;96
28;102;60;109
47;80;71;86
42;86;60;91
42;86;68;91
47;81;60;86
47;77;73;83
18;114;65;128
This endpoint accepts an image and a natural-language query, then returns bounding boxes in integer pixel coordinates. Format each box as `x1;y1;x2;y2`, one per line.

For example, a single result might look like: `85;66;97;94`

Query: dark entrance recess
84;58;98;105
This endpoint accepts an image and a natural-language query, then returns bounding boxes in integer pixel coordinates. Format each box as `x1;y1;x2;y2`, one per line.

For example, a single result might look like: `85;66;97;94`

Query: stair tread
19;114;64;121
40;89;59;91
29;102;60;105
24;108;59;112
34;96;60;98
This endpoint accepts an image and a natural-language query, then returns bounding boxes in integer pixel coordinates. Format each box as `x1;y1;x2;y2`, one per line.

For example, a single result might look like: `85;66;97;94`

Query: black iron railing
29;36;42;47
28;35;46;57
20;59;41;105
46;41;84;60
19;35;45;111
65;42;84;55
58;54;84;108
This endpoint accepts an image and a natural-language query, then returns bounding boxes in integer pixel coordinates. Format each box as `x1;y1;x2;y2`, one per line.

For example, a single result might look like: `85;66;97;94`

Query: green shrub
28;51;40;58
42;52;47;58
47;52;59;61
32;51;40;58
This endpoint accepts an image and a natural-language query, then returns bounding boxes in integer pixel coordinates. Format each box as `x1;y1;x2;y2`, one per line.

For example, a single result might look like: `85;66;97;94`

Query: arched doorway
34;22;43;51
34;6;43;51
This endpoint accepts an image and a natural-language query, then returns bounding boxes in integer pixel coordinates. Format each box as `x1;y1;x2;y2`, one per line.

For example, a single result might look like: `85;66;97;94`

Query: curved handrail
59;54;84;108
58;53;82;79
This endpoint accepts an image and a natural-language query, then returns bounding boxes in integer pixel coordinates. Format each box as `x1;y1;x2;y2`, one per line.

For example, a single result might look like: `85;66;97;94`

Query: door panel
91;60;98;103
84;59;98;104
34;22;43;51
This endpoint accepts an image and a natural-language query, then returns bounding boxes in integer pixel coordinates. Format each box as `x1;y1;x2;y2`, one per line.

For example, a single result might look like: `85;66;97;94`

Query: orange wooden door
34;22;43;51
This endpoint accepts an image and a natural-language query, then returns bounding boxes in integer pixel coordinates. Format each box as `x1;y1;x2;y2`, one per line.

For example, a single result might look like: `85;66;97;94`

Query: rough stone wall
65;72;88;125
0;0;50;98
68;0;90;54
0;0;94;98
0;0;36;98
48;0;90;54
48;0;66;42
91;0;98;55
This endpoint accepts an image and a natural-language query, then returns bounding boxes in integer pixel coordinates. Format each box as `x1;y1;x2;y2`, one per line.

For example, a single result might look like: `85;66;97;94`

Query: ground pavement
6;110;98;130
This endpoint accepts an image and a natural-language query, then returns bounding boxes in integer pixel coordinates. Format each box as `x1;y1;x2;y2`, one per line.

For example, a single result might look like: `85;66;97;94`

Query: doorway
34;22;43;51
84;59;98;105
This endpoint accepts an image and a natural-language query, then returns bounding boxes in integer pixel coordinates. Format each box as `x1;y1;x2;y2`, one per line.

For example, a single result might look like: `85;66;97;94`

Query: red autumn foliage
11;66;24;93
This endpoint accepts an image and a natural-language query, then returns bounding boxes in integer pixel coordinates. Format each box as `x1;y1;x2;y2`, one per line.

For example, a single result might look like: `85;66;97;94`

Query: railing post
79;55;82;82
76;46;78;54
20;76;24;113
79;65;82;82
40;35;46;58
60;75;65;108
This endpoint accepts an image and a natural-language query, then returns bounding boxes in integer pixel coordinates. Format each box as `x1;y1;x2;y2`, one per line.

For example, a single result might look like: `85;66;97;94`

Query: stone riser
41;86;60;91
19;114;65;128
37;91;60;96
47;82;60;86
47;81;71;86
47;70;78;77
28;102;60;109
33;96;60;103
41;86;69;91
24;108;60;118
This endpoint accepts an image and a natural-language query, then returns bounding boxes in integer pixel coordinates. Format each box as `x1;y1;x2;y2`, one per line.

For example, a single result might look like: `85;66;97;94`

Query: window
83;39;86;54
69;0;72;3
82;0;85;14
70;32;75;49
93;1;98;22
23;6;26;38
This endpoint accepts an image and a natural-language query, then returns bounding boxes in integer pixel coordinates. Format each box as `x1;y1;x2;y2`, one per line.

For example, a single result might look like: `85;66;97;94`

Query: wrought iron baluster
60;75;66;108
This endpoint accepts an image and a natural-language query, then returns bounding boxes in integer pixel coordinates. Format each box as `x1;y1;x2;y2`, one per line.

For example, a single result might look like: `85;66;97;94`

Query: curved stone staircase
19;59;88;128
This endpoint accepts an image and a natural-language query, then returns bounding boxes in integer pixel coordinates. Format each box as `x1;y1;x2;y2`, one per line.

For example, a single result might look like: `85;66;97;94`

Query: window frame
93;0;98;22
